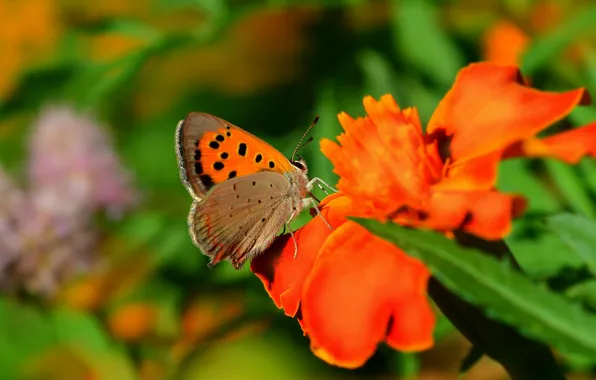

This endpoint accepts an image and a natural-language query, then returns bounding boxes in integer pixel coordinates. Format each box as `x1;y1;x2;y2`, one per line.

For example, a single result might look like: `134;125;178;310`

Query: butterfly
175;112;335;270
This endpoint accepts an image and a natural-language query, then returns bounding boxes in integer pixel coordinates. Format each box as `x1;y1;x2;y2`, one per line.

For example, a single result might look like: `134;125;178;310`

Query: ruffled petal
427;62;589;163
301;222;434;369
502;121;596;164
250;194;353;317
321;95;442;217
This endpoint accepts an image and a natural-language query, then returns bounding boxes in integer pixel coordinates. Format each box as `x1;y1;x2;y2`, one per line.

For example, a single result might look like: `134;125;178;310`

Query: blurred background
1;0;596;379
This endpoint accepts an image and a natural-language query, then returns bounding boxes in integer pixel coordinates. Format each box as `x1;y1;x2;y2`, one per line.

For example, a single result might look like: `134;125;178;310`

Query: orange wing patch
195;125;293;187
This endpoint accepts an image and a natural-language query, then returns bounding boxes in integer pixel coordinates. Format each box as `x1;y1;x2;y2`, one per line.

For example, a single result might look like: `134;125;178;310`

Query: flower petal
250;194;352;317
502;121;596;164
412;191;470;231
385;291;436;352
435;150;502;191
427;62;589;163
413;190;526;240
301;222;434;369
462;191;527;239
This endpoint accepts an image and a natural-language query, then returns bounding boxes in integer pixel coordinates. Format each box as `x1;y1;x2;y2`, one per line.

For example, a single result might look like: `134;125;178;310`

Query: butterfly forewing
176;113;294;199
189;171;296;269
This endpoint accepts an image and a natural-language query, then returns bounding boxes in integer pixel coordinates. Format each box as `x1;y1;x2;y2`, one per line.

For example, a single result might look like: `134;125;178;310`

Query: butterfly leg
307;177;338;195
289;228;299;258
302;197;333;231
285;209;299;258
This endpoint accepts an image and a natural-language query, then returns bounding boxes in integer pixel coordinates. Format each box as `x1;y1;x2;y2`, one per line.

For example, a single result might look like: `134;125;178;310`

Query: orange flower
107;302;157;342
0;0;61;99
482;20;530;66
481;0;594;66
251;62;595;369
326;62;590;238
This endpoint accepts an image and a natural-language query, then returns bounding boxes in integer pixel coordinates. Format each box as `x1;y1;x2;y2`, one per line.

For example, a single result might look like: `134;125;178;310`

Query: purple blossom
28;106;138;219
0;105;139;297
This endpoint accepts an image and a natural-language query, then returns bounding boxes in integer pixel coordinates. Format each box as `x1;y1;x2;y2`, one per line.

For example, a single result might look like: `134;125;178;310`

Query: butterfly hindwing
176;112;294;199
188;172;295;269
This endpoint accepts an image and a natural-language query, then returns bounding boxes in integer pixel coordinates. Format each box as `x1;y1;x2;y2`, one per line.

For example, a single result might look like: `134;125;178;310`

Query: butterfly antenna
291;115;319;161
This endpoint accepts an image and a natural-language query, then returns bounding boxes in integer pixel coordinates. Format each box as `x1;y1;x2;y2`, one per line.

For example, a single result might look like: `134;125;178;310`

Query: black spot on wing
199;174;215;190
255;154;262;163
194;149;201;160
228;171;237;179
213;162;224;171
269;161;275;169
209;141;220;149
238;143;247;156
215;134;225;142
194;162;203;174
220;152;229;159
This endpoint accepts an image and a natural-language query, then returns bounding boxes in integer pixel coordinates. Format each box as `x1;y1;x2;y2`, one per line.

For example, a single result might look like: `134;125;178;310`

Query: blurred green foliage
1;0;596;379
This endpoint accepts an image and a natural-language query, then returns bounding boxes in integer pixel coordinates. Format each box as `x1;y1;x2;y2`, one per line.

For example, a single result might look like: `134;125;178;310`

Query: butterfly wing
176;112;295;199
188;171;297;269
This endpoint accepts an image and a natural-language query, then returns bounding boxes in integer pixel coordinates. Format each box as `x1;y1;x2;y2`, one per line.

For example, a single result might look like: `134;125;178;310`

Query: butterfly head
291;155;308;174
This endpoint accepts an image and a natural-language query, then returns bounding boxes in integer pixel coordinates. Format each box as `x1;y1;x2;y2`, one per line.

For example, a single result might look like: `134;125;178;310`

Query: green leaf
357;50;406;104
50;308;111;353
118;212;168;246
0;300;56;377
95;19;162;41
178;335;313;380
61;49;150;109
84;51;152;108
567;279;596;310
310;84;340;187
578;158;596;195
459;346;484;375
433;313;455;340
544;159;596;217
355;218;596;359
545;213;596;276
563;352;596;372
581;46;596;94
506;221;585;279
398;75;443;125
497;159;560;213
568;106;596;127
392;0;464;87
522;4;596;75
